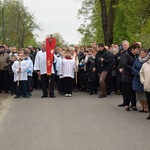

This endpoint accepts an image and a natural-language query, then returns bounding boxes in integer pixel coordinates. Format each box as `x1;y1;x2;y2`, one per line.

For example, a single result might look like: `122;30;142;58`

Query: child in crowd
12;50;29;98
24;52;33;97
60;50;76;97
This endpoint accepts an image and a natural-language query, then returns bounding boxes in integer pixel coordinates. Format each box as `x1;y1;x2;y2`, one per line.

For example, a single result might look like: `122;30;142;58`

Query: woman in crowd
140;53;150;119
121;43;140;111
132;49;148;113
86;48;97;95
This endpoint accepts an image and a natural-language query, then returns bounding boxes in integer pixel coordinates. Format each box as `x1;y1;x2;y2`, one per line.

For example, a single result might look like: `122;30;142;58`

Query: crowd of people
0;40;150;119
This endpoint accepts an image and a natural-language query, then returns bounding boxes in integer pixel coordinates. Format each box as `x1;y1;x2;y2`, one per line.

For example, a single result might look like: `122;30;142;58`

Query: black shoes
139;110;144;113
60;92;64;95
107;92;111;95
125;106;138;111
14;96;20;99
23;95;30;98
129;106;138;111
41;95;48;98
132;107;138;111
41;95;56;98
99;94;107;98
50;95;56;98
74;89;77;92
116;90;122;95
118;103;125;107
147;115;150;120
126;107;130;111
139;110;148;113
89;91;97;95
14;95;29;99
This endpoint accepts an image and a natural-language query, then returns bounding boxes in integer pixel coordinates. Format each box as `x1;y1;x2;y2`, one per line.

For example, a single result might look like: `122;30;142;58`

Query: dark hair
19;48;25;51
36;47;40;51
10;54;16;57
65;50;71;53
139;48;148;53
24;51;29;55
98;43;104;47
88;48;93;52
129;43;140;51
84;50;88;53
0;45;5;49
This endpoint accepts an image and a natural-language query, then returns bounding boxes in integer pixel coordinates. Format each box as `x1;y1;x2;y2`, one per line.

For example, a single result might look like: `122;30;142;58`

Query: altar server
12;50;29;98
60;50;76;97
24;51;33;97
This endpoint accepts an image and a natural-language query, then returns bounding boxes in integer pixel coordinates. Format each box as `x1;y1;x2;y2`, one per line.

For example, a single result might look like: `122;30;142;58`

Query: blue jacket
132;58;144;91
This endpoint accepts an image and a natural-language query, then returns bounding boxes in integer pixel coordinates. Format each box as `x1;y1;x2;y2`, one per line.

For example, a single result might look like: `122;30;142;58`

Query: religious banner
46;35;56;75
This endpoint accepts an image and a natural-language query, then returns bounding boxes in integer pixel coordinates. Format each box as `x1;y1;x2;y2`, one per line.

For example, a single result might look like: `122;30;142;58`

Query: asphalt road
0;90;150;150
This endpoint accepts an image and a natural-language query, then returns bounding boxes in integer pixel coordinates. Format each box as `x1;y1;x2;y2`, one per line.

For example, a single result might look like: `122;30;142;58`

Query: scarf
139;56;148;63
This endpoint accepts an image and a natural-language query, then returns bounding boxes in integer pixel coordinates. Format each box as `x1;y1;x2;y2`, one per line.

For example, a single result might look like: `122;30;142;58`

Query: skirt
136;91;146;101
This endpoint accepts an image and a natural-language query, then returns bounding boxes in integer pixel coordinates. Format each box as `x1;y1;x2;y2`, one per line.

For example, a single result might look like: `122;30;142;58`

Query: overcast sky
23;0;82;44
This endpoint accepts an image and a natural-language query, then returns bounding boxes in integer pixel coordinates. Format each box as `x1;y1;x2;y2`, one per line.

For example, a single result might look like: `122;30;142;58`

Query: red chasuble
46;36;56;75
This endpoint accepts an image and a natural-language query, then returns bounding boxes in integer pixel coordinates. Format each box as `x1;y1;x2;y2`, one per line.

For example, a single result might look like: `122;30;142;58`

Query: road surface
0;90;150;150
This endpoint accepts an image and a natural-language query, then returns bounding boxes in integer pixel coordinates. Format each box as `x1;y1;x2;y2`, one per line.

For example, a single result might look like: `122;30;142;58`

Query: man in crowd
9;46;18;57
34;42;56;98
95;43;111;98
105;46;116;95
0;45;9;93
118;40;130;106
91;42;97;49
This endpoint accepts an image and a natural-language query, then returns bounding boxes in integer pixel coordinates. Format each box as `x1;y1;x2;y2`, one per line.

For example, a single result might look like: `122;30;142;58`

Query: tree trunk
99;0;119;46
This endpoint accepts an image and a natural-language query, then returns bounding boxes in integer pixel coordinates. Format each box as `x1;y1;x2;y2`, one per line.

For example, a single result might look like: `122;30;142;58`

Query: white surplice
34;50;56;75
12;60;28;82
60;58;76;79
